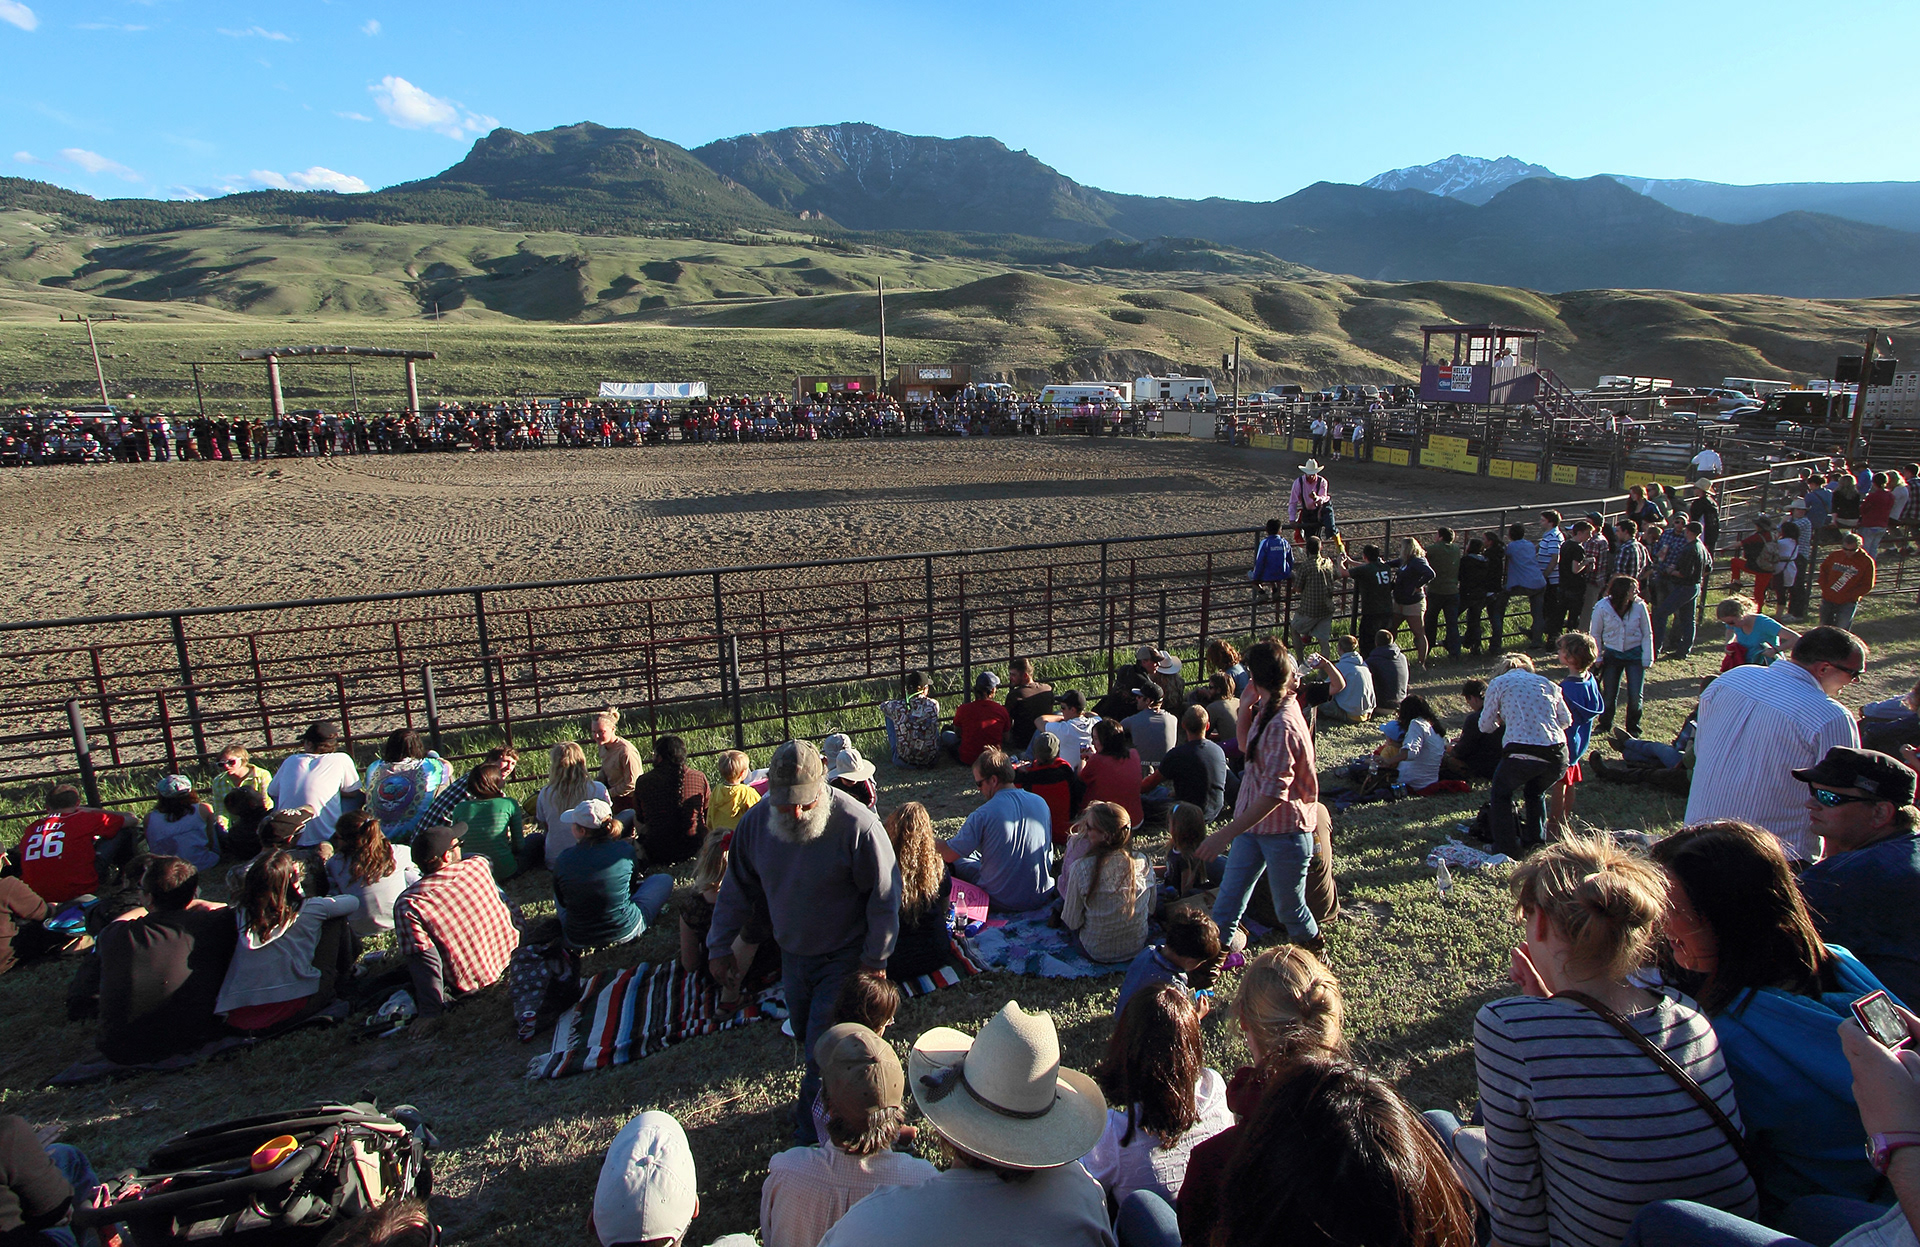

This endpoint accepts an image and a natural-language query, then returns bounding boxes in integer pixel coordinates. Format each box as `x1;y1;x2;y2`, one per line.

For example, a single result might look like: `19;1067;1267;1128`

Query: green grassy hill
2;204;1914;409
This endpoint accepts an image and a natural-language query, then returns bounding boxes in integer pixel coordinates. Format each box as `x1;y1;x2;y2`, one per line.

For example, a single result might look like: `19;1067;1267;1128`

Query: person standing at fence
1459;536;1500;657
1689;481;1721;553
267;721;364;848
1537;512;1567;639
1289;536;1338;661
1786;502;1814;621
1344;545;1397;648
1503;525;1546;647
1424;527;1463;662
587;708;643;822
1648;515;1701;658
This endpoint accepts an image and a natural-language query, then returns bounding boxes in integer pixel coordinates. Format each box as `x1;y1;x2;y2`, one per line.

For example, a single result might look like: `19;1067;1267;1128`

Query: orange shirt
1818;549;1876;603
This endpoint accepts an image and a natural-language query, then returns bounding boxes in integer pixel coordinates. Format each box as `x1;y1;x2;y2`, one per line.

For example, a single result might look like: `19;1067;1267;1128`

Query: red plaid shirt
393;856;518;994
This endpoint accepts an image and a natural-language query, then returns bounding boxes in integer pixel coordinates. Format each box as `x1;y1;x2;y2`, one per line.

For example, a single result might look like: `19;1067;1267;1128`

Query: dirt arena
0;437;1580;622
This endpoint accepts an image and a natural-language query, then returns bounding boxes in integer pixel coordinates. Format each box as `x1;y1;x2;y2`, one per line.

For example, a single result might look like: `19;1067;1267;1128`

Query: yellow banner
1550;464;1578;485
1422;434;1478;474
1488;458;1539;482
1624;470;1689;491
1375;447;1411;466
1292;437;1314;453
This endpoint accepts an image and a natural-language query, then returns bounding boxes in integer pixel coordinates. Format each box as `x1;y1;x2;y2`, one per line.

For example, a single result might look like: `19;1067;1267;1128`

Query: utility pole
878;277;888;397
1847;328;1881;454
73;315;111;407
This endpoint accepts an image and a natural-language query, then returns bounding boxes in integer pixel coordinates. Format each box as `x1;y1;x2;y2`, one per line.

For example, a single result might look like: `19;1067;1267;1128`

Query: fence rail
2;454;1905;831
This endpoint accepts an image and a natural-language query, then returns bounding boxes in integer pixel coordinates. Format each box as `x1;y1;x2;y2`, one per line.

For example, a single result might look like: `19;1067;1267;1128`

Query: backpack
884;694;941;767
1754;540;1781;573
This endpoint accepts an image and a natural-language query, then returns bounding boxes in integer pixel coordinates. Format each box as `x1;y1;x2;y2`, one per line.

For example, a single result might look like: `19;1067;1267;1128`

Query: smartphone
1853;990;1911;1051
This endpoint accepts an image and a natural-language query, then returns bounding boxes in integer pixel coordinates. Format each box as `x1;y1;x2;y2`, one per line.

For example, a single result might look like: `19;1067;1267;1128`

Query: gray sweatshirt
707;789;901;970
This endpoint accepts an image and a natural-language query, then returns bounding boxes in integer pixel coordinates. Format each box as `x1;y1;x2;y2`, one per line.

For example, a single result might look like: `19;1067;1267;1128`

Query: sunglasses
1828;664;1864;683
1810;787;1878;808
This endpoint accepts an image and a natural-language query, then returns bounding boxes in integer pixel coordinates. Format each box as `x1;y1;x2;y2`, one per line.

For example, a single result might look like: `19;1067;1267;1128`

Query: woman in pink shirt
1195;640;1323;951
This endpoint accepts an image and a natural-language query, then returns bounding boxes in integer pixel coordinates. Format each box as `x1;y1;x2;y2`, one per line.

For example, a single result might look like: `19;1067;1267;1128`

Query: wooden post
406;357;421;419
67;700;101;808
266;354;285;422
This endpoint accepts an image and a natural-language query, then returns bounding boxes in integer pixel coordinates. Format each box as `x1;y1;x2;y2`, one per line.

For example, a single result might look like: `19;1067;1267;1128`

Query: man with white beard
707;739;901;1143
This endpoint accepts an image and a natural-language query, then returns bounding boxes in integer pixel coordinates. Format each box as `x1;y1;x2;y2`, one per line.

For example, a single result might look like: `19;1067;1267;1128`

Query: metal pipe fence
0;455;1899;832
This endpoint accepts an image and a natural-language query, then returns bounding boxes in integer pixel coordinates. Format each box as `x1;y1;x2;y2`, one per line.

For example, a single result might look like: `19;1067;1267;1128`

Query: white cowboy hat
908;1001;1107;1170
826;746;876;784
1299;458;1324;474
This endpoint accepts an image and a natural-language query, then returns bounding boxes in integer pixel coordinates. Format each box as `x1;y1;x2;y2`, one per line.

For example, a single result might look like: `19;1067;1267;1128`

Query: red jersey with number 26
18;809;127;905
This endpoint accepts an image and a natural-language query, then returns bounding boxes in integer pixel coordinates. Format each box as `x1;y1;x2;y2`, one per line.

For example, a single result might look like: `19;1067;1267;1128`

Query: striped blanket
527;938;985;1080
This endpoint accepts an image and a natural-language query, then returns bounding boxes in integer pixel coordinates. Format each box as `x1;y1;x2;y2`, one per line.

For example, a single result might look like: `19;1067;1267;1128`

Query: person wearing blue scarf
1654;821;1898;1222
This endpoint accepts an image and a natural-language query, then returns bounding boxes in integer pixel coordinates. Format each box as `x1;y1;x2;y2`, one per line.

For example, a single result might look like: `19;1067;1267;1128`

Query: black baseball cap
413;822;467;862
1793;747;1917;806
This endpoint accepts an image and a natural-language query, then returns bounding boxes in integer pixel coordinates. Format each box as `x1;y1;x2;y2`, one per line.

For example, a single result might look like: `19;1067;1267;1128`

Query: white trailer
1133;375;1217;406
1038;382;1133;407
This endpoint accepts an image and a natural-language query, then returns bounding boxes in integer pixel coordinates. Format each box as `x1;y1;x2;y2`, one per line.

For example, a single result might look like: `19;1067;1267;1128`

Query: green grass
2;597;1913;1244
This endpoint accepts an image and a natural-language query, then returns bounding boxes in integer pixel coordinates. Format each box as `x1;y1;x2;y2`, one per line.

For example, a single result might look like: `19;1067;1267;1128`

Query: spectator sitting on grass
447;761;524;881
943;747;1055;915
586;707;643;821
362;728;453;846
1014;731;1084;846
552;799;674;952
419;745;518;843
206;743;272;837
589;1112;701;1247
813;1002;1111;1247
534;742;607;869
1318;634;1375;724
1175;944;1347;1245
1392;695;1468;796
763;1022;937;1247
1084;984;1234;1213
1121;682;1179;767
392;823;521;1024
95;855;236;1065
943;672;1011;766
1116;909;1222;1016
1059;801;1151;966
634;735;711;869
884;803;954;983
1443;678;1503;783
1144;706;1231;822
881;670;941;768
708;749;761;833
325;811;419;937
1368;629;1410;709
213;849;360;1034
1003;657;1056;755
1795;747;1920;1010
227;804;329;900
1077;719;1147;829
1034;689;1097;769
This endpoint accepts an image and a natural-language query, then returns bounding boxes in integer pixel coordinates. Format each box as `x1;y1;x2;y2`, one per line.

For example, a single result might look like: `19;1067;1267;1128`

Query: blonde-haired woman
1427;835;1757;1247
885;802;955;981
536;741;607;869
1393;536;1437;666
1061;801;1151;964
1174;944;1347;1239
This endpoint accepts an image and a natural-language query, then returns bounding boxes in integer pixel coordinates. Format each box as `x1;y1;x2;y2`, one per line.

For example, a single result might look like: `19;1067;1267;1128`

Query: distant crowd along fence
0;457;1896;831
1226;405;1916;495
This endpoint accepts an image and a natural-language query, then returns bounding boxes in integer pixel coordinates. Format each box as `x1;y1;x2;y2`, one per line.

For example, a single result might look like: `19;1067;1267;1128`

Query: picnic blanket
528;937;985;1080
51;1036;254;1086
963;912;1133;980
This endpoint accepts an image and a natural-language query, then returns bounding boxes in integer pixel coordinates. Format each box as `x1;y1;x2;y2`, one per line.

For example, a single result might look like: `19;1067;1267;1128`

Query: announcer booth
1418;324;1546;406
794;375;879;403
894;363;972;404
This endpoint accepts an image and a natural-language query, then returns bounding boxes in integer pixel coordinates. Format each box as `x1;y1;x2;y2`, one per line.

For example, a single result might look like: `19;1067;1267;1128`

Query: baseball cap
593;1111;697;1247
815;1023;905;1131
262;805;316;842
1030;731;1060;763
157;774;192;796
300;720;340;746
413;822;467;862
1584;511;1605;525
1793;747;1917;806
561;799;613;829
766;740;826;806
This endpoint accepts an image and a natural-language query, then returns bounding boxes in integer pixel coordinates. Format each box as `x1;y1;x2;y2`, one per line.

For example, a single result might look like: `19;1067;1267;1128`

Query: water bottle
1435;859;1454;900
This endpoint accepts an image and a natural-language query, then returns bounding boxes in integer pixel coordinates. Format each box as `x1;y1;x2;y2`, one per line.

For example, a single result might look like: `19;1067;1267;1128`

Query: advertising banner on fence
598;382;709;399
1422;434;1479;474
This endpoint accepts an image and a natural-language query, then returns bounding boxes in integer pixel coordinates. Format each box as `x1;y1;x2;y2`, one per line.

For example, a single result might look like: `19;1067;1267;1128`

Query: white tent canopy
598;382;707;400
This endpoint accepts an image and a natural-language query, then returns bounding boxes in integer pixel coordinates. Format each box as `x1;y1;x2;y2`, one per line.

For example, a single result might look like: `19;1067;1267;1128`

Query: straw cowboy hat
826;746;876;784
908;1001;1106;1170
1299;458;1325;475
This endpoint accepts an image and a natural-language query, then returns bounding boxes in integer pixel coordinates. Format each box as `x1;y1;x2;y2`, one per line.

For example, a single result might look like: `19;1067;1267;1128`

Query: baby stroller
74;1102;433;1246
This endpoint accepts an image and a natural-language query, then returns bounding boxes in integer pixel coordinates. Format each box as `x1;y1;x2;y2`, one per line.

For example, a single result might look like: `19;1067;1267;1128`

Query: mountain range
6;122;1920;297
1369;153;1920;233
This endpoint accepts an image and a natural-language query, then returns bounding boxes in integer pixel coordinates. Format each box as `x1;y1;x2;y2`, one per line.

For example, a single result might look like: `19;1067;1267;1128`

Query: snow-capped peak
1363;154;1560;204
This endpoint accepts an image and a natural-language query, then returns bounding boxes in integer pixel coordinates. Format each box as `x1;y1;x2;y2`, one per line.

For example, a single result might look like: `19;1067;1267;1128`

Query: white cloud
370;75;495;139
60;147;141;180
247;166;369;193
361;18;379;34
77;21;146;30
13;151;59;168
335;110;372;122
0;1;38;32
218;25;291;40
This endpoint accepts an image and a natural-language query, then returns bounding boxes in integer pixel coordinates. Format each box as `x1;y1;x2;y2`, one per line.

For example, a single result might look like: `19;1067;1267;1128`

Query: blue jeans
40;1143;98;1247
1116;1190;1181;1247
782;940;867;1143
1623;1196;1885;1247
1210;830;1317;940
1622;738;1682;769
1652;582;1700;655
1425;592;1462;656
1598;655;1646;735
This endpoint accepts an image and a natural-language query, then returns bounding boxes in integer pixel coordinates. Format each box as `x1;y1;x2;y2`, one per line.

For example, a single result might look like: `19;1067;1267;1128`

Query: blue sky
5;0;1916;203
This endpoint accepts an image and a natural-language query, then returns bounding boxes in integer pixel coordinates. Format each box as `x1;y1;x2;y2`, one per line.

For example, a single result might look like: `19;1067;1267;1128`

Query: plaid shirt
418;771;473;831
1580;536;1611;588
393;856;518;994
1614;539;1651;582
1652;528;1691;577
1297;557;1338;618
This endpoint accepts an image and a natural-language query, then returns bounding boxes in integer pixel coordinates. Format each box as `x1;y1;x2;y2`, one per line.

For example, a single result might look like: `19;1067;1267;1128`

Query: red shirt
18;808;128;905
1860;489;1897;528
952;698;1012;765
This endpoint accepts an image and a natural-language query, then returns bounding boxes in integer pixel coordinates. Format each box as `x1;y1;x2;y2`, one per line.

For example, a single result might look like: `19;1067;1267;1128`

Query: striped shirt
1537;527;1564;584
1686;661;1859;862
1475;989;1757;1247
